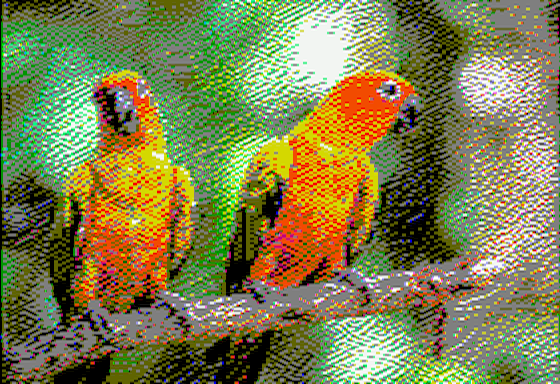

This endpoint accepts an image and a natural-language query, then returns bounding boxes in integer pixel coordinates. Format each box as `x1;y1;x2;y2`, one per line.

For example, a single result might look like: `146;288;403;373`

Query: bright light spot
472;257;515;277
320;313;417;381
287;5;354;92
458;54;544;122
236;1;392;114
28;90;99;185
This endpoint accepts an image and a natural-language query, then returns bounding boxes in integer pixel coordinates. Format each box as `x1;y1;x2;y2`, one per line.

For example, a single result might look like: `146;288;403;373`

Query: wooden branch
5;259;493;382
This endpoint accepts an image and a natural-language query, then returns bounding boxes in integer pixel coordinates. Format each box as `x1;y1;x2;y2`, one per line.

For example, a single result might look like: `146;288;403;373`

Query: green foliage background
3;0;551;383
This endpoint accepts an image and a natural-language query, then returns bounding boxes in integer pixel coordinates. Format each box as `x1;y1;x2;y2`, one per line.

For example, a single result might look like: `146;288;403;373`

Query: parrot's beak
93;85;140;140
116;117;139;136
394;94;422;134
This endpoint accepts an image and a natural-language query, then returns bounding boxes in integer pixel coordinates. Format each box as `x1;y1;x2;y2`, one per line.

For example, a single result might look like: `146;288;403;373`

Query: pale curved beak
395;94;422;134
399;94;422;118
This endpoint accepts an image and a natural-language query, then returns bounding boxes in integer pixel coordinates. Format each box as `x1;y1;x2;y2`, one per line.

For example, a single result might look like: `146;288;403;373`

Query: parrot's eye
376;80;402;102
94;86;139;136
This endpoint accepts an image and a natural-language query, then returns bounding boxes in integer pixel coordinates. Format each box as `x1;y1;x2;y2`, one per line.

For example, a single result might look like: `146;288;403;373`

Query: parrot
235;71;420;291
57;70;194;315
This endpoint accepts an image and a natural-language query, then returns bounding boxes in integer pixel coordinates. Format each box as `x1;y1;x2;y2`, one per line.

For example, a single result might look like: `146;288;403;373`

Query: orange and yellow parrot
241;71;418;290
61;70;194;314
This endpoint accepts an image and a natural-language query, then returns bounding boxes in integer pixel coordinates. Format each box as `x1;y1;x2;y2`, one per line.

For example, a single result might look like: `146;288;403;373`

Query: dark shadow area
2;0;99;21
226;175;285;296
222;330;275;384
373;0;471;272
2;171;113;383
299;255;330;287
52;354;112;384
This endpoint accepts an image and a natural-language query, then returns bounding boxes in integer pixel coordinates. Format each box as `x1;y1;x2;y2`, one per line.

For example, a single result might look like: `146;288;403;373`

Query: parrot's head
297;71;421;153
93;70;166;156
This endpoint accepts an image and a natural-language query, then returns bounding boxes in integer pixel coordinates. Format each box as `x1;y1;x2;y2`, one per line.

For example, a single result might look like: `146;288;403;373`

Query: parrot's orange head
307;71;420;151
93;70;164;155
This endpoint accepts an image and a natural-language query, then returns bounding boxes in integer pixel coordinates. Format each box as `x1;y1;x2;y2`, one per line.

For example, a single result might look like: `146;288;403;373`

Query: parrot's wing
167;166;195;283
51;163;93;326
170;167;195;257
241;135;293;194
225;138;290;295
343;161;379;269
51;192;83;326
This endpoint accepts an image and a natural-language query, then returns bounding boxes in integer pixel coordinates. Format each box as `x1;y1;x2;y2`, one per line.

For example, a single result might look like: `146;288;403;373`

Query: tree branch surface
4;259;536;382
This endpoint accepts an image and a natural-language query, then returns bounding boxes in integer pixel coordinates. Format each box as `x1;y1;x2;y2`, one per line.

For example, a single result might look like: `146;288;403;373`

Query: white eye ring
376;81;402;102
